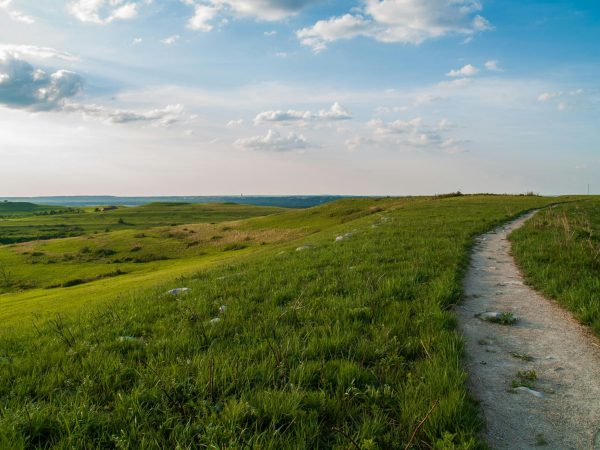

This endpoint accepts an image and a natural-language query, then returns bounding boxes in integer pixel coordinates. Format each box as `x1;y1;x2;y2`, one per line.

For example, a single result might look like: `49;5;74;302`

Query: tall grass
0;196;556;448
511;198;600;335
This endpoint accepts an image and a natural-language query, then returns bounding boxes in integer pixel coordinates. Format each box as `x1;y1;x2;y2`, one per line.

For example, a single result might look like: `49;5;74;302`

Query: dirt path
458;210;600;449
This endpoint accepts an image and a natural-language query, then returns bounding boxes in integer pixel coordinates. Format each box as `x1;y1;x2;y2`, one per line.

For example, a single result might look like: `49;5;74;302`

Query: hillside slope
0;196;563;449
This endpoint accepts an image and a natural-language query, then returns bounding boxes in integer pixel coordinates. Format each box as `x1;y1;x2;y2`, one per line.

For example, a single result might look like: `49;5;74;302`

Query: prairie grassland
0;202;285;291
511;198;600;335
0;201;74;218
0;202;282;244
0;199;404;324
0;196;563;448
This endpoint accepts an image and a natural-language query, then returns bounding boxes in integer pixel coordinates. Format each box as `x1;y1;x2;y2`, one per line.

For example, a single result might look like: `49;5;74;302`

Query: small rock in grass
167;287;190;295
210;317;221;324
219;305;227;314
335;232;353;242
296;245;313;252
515;386;545;398
477;311;518;325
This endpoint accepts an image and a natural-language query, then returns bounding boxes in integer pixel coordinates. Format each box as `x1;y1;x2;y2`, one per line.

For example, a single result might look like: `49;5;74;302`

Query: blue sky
0;0;598;195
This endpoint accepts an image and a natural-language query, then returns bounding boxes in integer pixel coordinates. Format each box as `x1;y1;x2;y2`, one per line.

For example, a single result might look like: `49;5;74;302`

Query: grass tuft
511;370;537;388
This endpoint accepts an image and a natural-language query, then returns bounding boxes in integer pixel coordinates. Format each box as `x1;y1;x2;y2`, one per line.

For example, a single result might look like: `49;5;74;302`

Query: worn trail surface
458;210;600;450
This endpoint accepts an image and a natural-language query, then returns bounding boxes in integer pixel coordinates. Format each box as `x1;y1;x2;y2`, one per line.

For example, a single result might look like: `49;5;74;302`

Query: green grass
511;198;600;335
0;202;283;244
510;352;534;362
0;195;564;448
511;370;537;389
0;201;73;218
535;433;548;446
481;312;518;325
0;202;290;296
0;200;402;308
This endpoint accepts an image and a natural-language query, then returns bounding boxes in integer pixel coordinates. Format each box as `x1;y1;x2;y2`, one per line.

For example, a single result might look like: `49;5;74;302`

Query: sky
0;0;598;196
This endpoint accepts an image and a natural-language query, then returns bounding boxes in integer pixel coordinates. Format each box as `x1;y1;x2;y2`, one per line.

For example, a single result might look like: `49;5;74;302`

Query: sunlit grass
0;195;564;448
511;197;600;335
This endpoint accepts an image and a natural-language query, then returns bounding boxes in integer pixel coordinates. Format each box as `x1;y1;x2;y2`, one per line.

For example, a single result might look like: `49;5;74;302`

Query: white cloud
317;102;352;120
161;35;181;45
345;135;375;151
472;14;492;31
131;37;143;45
234;129;310;151
254;108;312;124
370;117;424;136
68;0;144;25
186;3;219;31
297;14;373;53
440;138;467;154
537;89;585;112
375;105;408;113
414;93;446;106
484;60;501;71
0;45;78;61
227;118;244;126
0;54;84;110
264;30;277;36
353;115;467;153
64;103;185;126
438;77;473;88
215;0;318;20
297;0;493;52
0;0;34;23
437;118;454;131
254;102;352;125
537;92;559;102
446;64;478;77
0;53;186;127
182;0;318;31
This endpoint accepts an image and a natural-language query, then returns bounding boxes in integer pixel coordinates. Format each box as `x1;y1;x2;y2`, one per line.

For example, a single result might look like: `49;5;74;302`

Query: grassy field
0;195;567;449
0;202;282;244
0;201;74;218
0;200;397;319
511;198;600;335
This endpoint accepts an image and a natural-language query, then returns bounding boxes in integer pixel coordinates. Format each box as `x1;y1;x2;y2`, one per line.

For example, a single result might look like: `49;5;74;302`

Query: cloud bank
182;0;320;31
0;53;84;110
0;53;185;127
235;129;310;151
297;0;493;52
0;45;78;61
65;103;185;126
0;0;34;24
254;102;351;125
68;0;147;24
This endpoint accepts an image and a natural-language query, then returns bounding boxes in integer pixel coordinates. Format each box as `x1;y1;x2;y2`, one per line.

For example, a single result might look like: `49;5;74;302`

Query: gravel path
458;210;600;449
